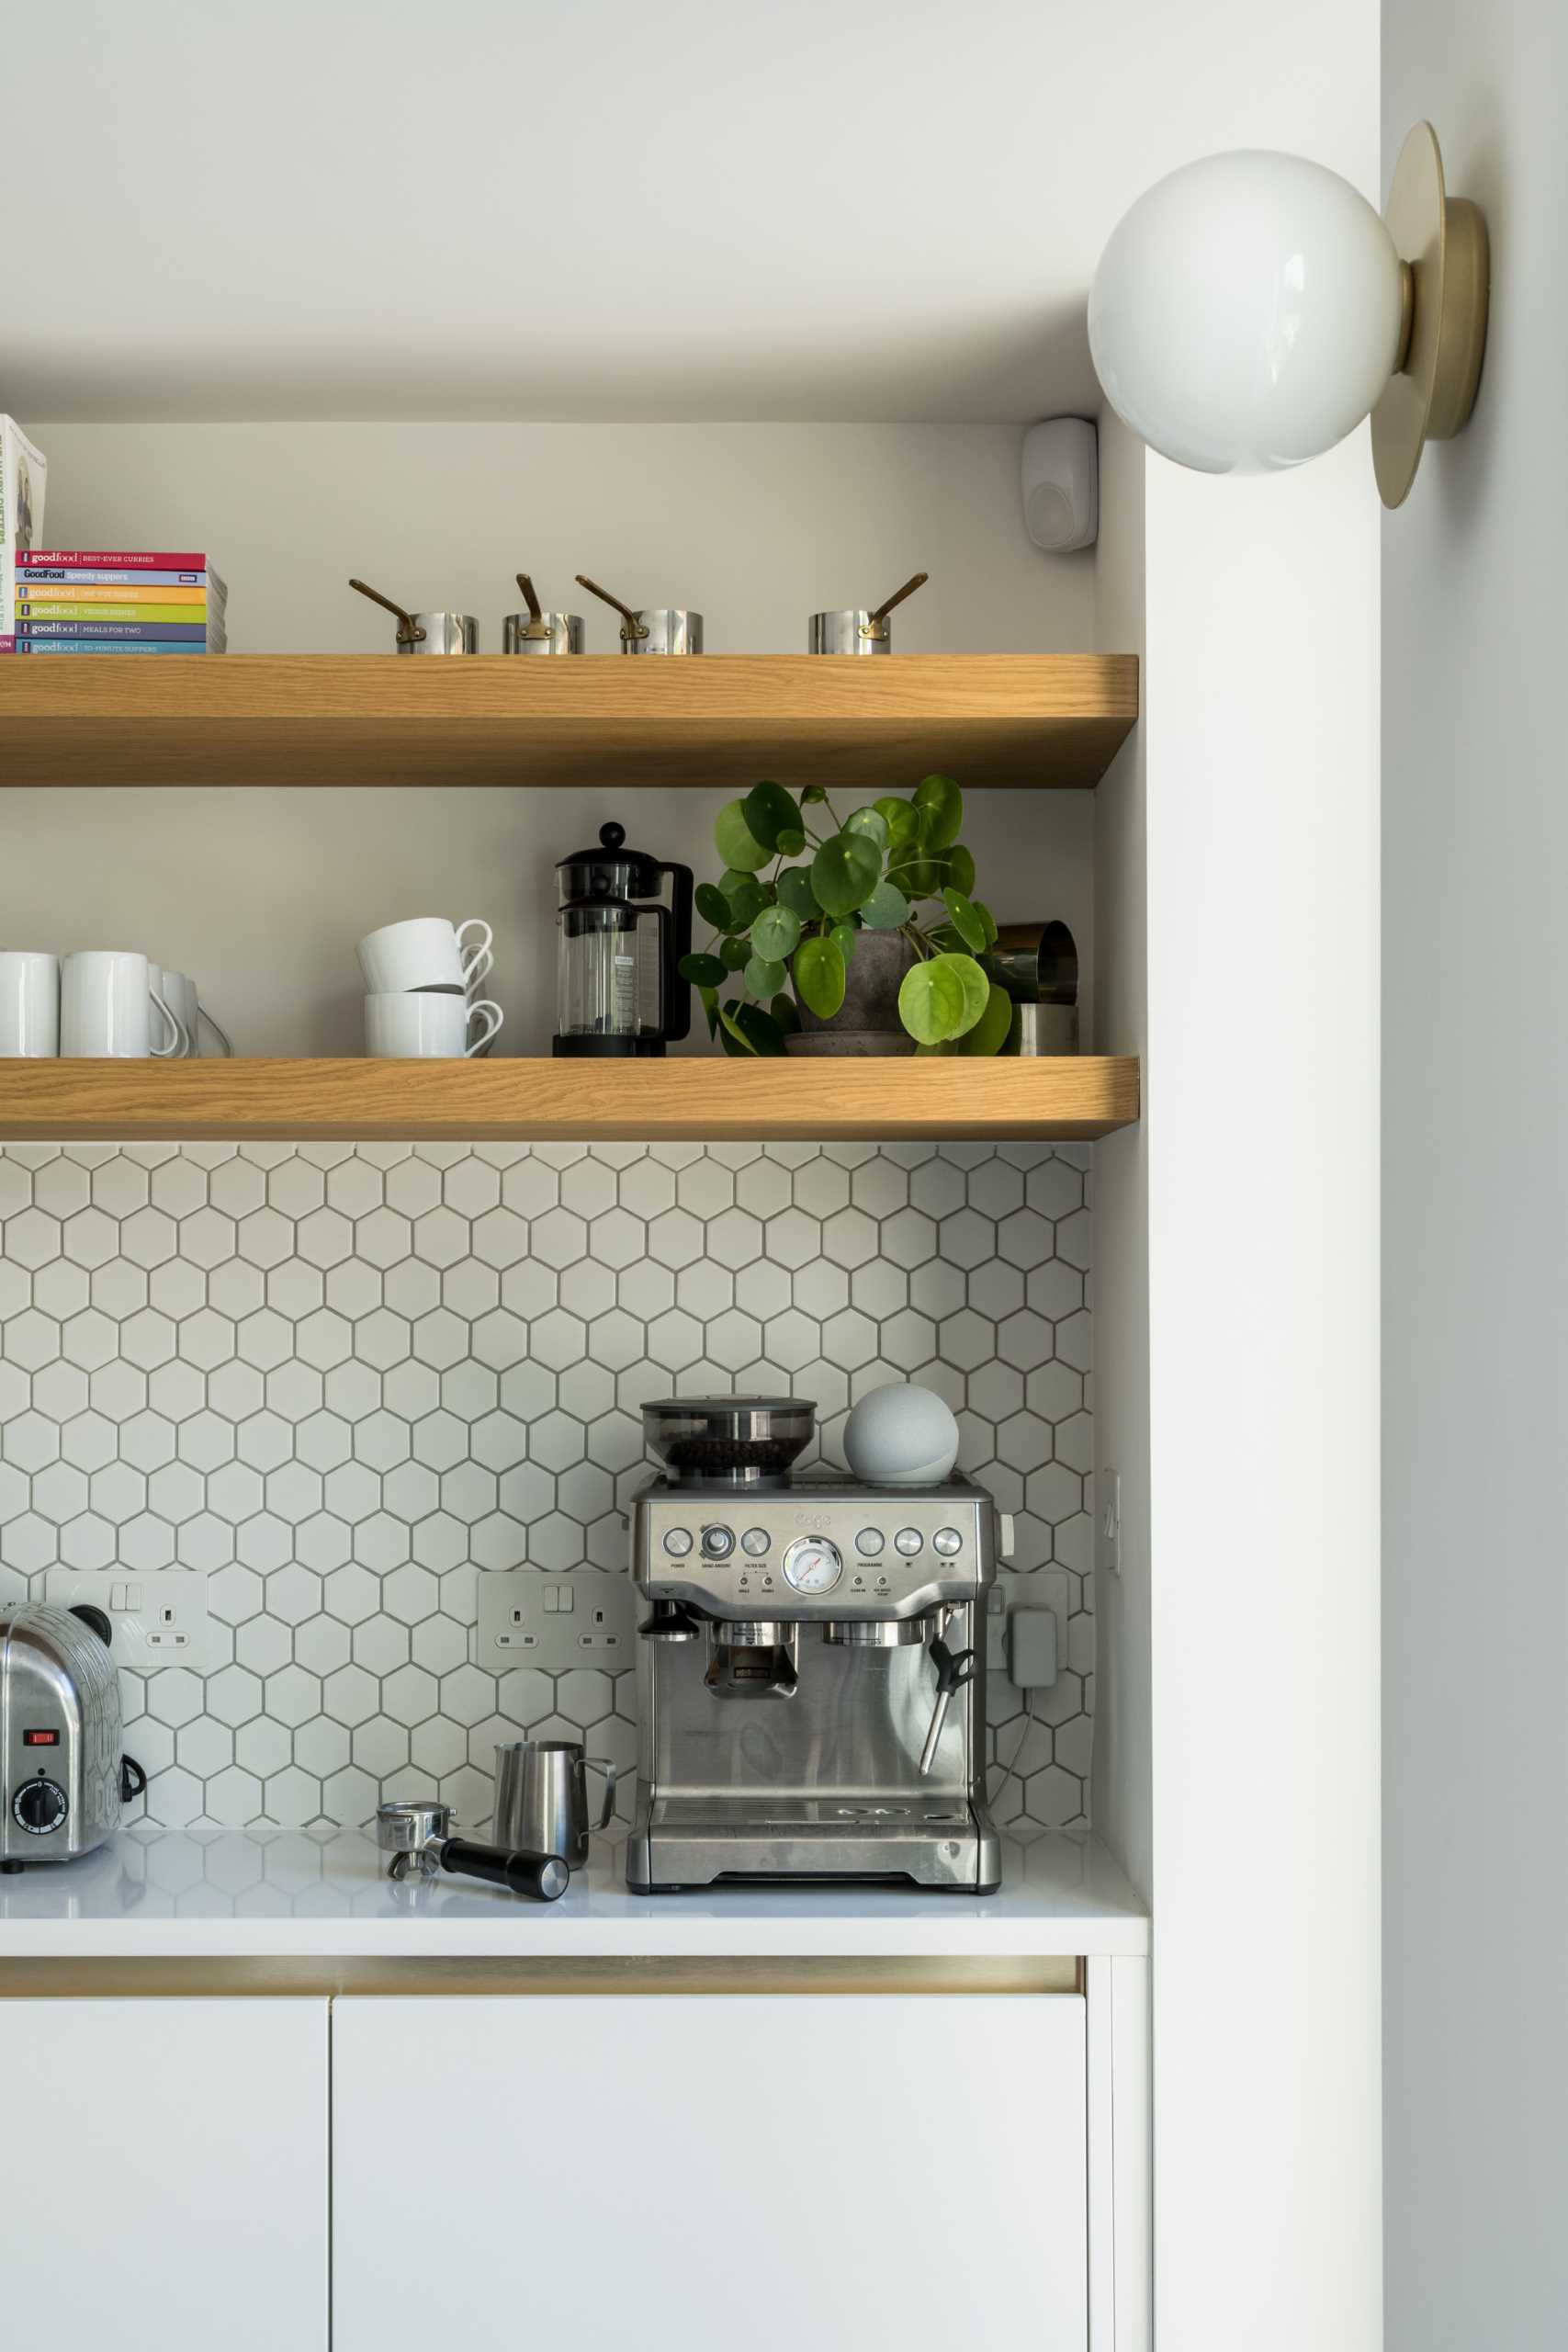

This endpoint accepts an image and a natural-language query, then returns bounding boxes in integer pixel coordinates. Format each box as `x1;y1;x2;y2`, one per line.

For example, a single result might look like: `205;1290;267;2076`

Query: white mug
62;951;176;1058
164;970;200;1058
0;952;60;1057
356;916;493;997
365;991;502;1058
145;965;186;1058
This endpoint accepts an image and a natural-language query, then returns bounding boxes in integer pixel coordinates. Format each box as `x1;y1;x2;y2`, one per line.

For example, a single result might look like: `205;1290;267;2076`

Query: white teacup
356;917;493;997
146;965;186;1058
0;952;60;1057
164;970;200;1057
62;951;181;1059
365;991;502;1058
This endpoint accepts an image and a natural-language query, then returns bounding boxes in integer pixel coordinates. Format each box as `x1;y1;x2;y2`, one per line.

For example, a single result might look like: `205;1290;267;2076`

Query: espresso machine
626;1398;1002;1894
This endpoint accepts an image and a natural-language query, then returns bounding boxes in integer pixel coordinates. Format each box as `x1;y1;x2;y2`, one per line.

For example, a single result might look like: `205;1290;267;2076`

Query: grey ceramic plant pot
787;929;919;1057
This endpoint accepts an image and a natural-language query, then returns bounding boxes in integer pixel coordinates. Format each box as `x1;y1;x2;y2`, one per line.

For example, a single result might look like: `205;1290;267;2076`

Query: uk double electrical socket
44;1568;212;1670
476;1570;638;1674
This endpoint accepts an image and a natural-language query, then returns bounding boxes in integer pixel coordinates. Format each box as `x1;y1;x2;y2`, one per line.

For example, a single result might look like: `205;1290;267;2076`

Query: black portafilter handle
436;1838;570;1903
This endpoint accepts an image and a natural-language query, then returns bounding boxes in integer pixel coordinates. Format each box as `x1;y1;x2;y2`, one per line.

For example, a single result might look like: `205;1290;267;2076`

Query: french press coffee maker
553;822;694;1057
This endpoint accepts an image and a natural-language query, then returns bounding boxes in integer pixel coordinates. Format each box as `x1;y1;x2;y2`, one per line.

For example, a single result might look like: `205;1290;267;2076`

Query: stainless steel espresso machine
626;1397;1001;1894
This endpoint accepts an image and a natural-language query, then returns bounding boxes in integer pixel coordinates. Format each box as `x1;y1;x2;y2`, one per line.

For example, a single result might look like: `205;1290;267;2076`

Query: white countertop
0;1826;1147;1960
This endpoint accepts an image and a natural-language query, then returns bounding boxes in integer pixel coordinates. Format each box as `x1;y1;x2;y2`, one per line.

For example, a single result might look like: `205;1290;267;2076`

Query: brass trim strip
0;1953;1081;1999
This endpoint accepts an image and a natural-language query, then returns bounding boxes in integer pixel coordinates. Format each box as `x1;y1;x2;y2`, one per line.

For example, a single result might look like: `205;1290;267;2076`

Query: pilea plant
680;774;1013;1057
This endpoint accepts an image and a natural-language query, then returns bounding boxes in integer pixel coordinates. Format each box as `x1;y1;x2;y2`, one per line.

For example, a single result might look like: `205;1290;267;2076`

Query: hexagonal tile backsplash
0;1142;1093;1844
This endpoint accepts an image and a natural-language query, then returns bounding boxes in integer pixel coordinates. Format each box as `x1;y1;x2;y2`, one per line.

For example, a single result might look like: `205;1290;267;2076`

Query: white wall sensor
1021;417;1099;551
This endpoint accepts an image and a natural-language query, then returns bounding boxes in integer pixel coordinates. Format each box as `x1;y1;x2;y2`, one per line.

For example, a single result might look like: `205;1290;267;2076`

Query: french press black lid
553;822;694;1057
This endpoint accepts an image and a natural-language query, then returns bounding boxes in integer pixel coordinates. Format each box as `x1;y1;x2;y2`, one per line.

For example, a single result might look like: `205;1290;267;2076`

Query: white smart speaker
1021;416;1099;552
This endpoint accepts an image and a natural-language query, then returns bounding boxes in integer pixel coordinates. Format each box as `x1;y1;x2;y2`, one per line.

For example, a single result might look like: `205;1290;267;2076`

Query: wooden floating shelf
0;653;1138;792
0;1057;1140;1144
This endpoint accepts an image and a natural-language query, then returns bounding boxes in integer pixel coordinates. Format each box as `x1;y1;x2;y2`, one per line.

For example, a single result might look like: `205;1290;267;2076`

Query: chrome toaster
0;1604;139;1871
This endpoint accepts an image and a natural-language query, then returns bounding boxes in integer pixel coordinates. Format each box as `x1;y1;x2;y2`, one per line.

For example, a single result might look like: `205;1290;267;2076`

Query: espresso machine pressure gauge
783;1537;843;1595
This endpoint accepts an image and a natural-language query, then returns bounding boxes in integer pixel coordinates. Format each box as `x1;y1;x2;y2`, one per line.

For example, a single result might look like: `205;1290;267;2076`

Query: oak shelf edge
0;1056;1141;1144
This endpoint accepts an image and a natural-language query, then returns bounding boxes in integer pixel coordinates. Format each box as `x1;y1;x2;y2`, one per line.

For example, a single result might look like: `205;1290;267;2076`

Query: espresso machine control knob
662;1529;694;1557
702;1525;736;1559
932;1529;964;1557
894;1528;924;1556
783;1536;843;1595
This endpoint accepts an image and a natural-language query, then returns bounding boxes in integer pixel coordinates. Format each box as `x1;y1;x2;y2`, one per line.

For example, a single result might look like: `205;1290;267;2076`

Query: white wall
1089;409;1150;1903
6;424;1097;1055
1145;433;1382;2352
1382;7;1568;2346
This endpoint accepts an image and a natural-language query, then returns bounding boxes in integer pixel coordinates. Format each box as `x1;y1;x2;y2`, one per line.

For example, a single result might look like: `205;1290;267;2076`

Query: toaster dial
13;1779;68;1836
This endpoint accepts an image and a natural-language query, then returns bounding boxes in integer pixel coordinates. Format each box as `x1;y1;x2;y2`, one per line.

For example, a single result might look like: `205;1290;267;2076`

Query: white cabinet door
2;1997;327;2350
334;1993;1087;2352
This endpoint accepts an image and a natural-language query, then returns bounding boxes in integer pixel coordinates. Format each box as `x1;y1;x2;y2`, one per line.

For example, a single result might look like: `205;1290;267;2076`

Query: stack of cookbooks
4;549;227;653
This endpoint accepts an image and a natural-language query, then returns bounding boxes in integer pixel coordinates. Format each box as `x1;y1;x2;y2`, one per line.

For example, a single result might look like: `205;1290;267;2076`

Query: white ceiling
13;0;1377;424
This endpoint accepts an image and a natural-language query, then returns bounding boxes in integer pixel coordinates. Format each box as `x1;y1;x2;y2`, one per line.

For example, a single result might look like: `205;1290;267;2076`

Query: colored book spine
3;639;219;654
17;600;213;624
19;549;209;570
17;620;212;642
12;576;212;600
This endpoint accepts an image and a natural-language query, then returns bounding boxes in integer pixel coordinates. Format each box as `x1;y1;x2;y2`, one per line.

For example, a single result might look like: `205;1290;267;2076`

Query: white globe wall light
1089;124;1490;508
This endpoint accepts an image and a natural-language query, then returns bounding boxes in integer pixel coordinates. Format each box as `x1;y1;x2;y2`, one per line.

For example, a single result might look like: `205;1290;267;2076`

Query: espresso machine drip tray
636;1792;994;1892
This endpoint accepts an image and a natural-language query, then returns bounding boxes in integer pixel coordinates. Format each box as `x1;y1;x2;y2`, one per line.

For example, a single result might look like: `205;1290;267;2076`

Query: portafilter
375;1799;569;1901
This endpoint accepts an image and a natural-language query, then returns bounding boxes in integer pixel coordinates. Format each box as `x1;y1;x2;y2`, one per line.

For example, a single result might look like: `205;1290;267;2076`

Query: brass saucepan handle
348;577;425;646
576;573;649;641
862;571;929;639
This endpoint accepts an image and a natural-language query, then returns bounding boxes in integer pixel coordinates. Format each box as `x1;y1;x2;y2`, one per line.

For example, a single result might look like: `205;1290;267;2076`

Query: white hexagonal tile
87;1458;146;1514
235;1614;293;1678
1;1513;58;1572
351;1615;409;1679
295;1619;352;1679
176;1714;234;1778
5;1308;60;1372
5;1206;62;1268
297;1510;355;1572
59;1513;116;1567
62;1309;118;1371
30;1360;86;1421
412;1615;468;1677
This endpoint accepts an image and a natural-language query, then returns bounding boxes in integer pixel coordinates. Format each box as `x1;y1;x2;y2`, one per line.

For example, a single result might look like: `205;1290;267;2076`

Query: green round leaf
720;934;750;972
811;831;882;918
794;933;848;1020
741;779;803;854
829;920;859;965
698;985;720;1039
944;844;976;897
745;954;786;1000
750;903;802;961
776;867;819;919
957;979;1013;1057
776;827;806;857
694;882;731;931
721;872;767;931
941;886;986;953
973;898;998;949
898;956;967;1046
719;1001;787;1057
800;784;829;806
679;952;728;988
860;879;911;931
934;950;991;1037
912;773;963;852
896;854;943;899
770;993;802;1035
843;806;891;854
716;799;773;873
